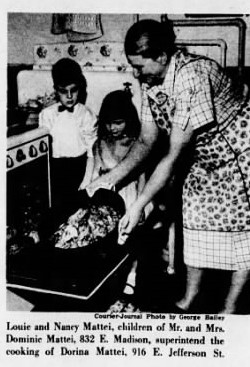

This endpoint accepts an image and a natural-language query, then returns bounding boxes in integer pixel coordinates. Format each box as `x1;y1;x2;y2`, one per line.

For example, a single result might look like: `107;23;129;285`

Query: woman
87;19;250;314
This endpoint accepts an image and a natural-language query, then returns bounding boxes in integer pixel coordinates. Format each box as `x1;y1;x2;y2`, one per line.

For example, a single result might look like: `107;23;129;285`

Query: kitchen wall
7;13;250;111
8;13;250;66
8;13;144;64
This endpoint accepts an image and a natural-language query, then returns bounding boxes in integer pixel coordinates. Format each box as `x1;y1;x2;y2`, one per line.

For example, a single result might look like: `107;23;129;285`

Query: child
79;90;149;309
79;89;144;207
80;90;175;312
39;58;97;212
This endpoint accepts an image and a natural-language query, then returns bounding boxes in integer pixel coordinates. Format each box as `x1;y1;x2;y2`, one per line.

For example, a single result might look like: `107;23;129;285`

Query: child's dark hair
98;90;141;139
52;58;87;104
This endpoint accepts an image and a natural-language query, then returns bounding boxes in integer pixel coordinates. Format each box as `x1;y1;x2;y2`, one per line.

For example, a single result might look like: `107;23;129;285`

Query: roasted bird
51;203;122;249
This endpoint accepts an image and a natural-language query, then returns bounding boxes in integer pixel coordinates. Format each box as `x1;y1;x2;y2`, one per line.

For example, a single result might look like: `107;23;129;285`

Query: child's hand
86;177;113;197
78;181;88;191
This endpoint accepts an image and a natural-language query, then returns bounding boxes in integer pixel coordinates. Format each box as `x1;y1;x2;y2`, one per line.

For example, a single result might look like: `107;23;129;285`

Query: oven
6;127;131;311
6;129;52;300
7;129;51;247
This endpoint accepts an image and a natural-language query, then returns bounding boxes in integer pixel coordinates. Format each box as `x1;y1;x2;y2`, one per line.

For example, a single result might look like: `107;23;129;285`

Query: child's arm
79;155;95;190
78;108;98;191
81;107;98;153
86;112;159;196
39;107;52;131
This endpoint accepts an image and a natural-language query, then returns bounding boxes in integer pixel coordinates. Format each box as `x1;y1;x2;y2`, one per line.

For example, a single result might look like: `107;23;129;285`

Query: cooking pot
7;189;129;294
46;188;126;252
84;188;126;215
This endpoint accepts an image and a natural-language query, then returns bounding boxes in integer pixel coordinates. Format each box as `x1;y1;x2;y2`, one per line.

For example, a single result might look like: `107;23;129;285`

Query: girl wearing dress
80;90;152;310
80;89;176;311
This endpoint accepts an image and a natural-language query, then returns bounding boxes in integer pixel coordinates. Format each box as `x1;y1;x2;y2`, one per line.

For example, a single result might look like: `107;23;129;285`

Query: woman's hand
118;202;144;245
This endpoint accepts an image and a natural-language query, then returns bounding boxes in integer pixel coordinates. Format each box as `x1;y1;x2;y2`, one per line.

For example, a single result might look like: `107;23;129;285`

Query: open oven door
6;189;134;310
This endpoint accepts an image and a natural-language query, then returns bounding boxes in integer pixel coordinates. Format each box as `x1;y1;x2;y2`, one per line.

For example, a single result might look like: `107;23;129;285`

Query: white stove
17;41;141;114
7;127;50;171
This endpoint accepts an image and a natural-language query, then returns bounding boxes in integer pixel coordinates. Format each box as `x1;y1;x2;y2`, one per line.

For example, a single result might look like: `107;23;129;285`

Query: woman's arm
134;123;193;208
118;123;194;244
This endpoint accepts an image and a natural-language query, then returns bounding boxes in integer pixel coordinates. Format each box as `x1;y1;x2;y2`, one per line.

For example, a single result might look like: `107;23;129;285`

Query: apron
147;92;250;233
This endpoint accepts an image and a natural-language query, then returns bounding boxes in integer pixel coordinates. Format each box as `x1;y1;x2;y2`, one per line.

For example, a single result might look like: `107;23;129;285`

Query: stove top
7;122;38;138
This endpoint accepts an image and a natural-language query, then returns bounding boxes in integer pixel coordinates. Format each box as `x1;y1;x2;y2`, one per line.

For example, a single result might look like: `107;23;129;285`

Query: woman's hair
98;90;141;139
52;58;87;104
124;19;176;59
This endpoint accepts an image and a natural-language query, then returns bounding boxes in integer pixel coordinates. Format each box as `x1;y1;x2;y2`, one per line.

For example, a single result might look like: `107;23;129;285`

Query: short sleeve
172;62;215;131
141;84;155;126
